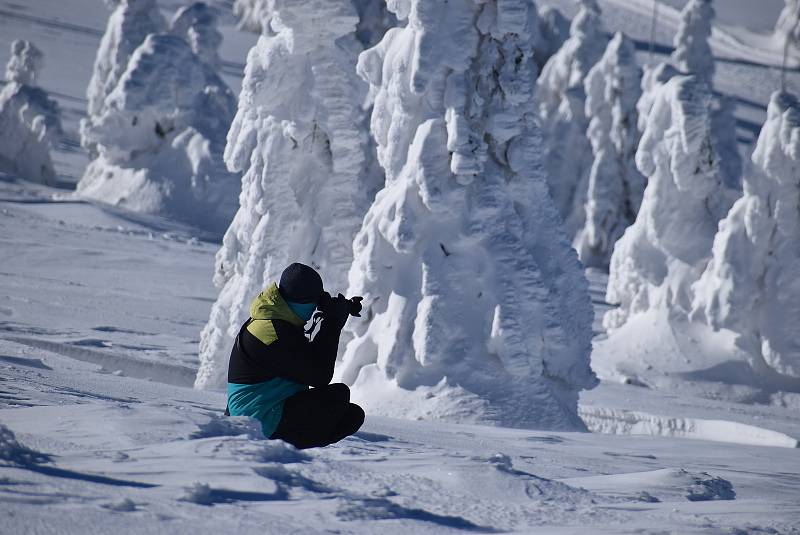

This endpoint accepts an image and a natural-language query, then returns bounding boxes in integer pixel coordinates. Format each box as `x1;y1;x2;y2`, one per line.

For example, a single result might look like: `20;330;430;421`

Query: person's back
226;263;364;449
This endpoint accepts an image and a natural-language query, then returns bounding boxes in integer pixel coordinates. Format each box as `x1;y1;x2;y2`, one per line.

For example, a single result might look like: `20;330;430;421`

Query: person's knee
348;402;365;430
327;382;350;404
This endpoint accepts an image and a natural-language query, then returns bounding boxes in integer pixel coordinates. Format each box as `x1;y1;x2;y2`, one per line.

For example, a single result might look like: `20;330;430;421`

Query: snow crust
604;75;736;330
574;32;645;269
0;40;62;186
536;0;607;239
77;30;239;235
338;0;597;431
692;91;800;384
195;0;377;389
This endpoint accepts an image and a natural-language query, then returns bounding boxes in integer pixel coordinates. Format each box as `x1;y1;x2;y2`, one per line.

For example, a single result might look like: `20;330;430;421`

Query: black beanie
278;263;324;304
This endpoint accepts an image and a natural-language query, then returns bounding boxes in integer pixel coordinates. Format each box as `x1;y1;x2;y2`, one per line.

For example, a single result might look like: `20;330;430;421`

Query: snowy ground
2;1;800;533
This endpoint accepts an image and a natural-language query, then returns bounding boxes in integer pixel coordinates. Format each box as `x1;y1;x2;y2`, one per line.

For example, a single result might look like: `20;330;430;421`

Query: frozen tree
195;0;377;390
338;0;597;430
536;0;607;239
170;2;222;69
776;0;800;64
232;0;269;33
671;0;715;85
0;40;62;185
692;92;800;384
85;0;166;119
77;34;238;234
636;62;679;134
574;32;645;269
604;75;736;331
534;6;570;70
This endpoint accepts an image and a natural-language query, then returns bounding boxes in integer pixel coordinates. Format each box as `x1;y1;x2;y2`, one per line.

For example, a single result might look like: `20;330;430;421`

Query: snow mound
536;0;607;238
604;75;736;330
0;40;62;185
77;32;239;235
196;0;377;389
692;91;800;385
0;423;50;465
338;0;596;431
574;32;645;269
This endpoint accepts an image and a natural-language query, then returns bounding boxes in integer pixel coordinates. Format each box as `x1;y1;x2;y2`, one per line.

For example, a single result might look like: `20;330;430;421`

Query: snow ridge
338;0;596;431
195;0;377;390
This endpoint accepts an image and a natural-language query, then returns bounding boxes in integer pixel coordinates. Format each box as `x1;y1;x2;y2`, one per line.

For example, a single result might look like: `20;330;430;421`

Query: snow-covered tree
775;0;800;62
85;0;166;120
338;0;597;430
574;32;645;269
671;0;715;85
604;75;736;331
534;6;570;70
195;0;378;390
77;33;238;234
636;62;679;134
232;0;268;33
170;2;222;69
0;40;62;185
536;0;607;239
692;91;800;384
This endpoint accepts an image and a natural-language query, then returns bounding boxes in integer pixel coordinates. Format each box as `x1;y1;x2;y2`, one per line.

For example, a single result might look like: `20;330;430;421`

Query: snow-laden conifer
536;0;607;238
338;0;597;430
604;75;736;330
77;33;238;234
692;91;800;383
535;7;570;70
0;40;62;185
195;0;377;390
775;0;800;62
170;2;222;69
671;0;715;85
574;32;645;269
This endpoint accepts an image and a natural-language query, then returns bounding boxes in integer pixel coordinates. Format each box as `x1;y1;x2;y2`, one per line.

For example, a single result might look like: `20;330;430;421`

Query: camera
319;291;363;317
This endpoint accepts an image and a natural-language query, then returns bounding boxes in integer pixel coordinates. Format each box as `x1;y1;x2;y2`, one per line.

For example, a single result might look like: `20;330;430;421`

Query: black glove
319;291;350;329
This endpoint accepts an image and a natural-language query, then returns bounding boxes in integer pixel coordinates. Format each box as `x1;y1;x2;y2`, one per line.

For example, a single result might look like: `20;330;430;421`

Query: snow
169;2;223;69
338;0;596;431
2;0;800;533
691;91;800;386
671;0;715;85
574;32;645;269
0;40;62;186
195;0;377;390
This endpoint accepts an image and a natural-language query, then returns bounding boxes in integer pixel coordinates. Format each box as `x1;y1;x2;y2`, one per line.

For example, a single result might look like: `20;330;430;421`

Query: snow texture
232;0;270;33
338;0;597;431
170;2;223;69
195;0;377;389
604;75;737;331
775;0;800;59
0;40;62;186
536;0;607;239
534;6;570;70
671;0;715;85
574;32;645;269
77;32;239;235
692;91;800;384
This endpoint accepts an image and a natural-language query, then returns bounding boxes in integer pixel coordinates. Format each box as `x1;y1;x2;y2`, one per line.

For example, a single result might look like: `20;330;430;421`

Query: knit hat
278;263;324;304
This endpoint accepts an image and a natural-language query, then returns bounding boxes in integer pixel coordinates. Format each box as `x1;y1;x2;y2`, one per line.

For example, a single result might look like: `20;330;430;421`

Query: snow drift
0;40;62;185
337;0;597;431
604;75;737;331
77;24;239;235
195;0;378;390
692;91;800;386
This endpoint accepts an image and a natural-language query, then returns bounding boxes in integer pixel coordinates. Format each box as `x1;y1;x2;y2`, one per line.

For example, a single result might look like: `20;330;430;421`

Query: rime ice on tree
536;0;607;239
339;0;596;430
170;2;222;69
692;92;800;384
574;32;645;269
671;0;715;85
77;32;238;234
0;40;62;185
604;75;737;331
195;0;377;390
775;0;800;62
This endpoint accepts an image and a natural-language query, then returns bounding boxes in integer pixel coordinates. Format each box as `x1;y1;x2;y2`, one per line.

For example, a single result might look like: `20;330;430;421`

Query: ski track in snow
1;1;800;533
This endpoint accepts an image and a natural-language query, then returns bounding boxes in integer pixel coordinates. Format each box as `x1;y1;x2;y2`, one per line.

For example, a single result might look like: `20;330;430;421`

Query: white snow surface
0;40;62;186
691;91;800;385
77;31;239;235
338;0;596;431
195;0;378;389
574;32;645;269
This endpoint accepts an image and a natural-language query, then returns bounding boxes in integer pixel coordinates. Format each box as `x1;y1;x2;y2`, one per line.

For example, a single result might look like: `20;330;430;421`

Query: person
225;262;365;449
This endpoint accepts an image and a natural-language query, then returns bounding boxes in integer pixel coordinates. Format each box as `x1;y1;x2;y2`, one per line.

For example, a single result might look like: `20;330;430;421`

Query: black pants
270;383;365;449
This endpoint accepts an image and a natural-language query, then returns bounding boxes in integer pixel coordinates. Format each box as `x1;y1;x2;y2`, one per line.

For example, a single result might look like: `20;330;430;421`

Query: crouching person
226;263;365;449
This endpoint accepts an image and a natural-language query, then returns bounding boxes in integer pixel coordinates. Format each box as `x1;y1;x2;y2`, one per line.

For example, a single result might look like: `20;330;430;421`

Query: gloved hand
319;291;350;329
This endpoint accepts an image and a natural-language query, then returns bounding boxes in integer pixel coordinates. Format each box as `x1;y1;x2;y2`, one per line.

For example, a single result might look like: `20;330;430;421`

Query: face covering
286;301;316;322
